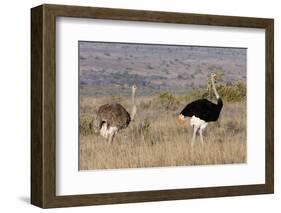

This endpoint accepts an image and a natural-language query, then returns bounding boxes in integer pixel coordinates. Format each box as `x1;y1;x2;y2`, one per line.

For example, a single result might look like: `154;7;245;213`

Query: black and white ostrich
177;73;223;144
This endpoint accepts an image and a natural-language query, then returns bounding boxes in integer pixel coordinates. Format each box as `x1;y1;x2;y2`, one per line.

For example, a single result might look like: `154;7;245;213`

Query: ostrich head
211;73;216;79
130;84;137;121
176;114;186;128
210;73;220;99
132;84;137;94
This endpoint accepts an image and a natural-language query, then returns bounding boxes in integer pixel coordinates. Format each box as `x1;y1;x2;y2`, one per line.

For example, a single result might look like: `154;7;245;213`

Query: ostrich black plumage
177;73;223;144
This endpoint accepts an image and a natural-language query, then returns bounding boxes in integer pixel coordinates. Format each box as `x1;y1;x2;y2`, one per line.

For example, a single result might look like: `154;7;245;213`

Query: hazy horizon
79;41;247;96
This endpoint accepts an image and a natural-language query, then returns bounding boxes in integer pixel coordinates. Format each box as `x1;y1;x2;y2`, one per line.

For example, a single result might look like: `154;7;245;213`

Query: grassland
79;94;246;170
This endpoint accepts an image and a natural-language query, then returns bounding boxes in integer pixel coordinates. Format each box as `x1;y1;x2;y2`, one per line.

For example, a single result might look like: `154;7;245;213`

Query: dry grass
79;96;246;170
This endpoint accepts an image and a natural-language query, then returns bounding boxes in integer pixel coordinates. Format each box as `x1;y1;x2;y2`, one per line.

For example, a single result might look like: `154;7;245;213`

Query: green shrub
216;82;246;102
179;82;246;103
139;100;152;109
79;113;99;136
137;118;151;136
110;95;123;103
154;92;180;110
181;70;246;103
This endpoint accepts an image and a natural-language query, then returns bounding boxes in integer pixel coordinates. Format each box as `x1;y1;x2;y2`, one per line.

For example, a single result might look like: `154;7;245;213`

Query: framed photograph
31;4;274;208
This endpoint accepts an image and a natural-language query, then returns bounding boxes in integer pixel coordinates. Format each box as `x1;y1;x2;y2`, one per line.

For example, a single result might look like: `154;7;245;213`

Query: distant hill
79;41;246;96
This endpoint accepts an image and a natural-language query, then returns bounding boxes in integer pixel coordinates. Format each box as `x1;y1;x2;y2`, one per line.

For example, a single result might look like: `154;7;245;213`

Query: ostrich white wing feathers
100;123;118;140
190;116;207;127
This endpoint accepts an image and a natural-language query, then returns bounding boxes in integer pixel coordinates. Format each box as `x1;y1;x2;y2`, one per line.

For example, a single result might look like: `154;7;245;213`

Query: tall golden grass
79;95;246;170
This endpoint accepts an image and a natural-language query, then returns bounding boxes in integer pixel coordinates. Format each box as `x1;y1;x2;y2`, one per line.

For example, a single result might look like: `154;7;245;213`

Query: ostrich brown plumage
97;85;137;143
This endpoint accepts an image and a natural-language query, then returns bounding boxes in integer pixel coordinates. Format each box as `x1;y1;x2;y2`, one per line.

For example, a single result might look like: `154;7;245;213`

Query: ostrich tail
176;114;186;127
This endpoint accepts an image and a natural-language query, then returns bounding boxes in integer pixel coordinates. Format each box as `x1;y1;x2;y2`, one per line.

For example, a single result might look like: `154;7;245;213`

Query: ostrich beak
176;114;186;128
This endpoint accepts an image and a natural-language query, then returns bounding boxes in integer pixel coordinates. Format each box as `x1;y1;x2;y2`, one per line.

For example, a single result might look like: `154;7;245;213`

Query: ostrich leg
199;128;204;144
199;123;208;144
108;127;118;143
100;122;108;139
108;133;114;143
191;125;199;145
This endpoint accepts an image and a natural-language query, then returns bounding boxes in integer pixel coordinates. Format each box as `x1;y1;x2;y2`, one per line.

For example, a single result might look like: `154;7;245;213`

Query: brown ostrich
97;85;137;143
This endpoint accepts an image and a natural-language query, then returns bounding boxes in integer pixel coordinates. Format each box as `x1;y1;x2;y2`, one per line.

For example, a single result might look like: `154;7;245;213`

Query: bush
110;95;123;103
181;90;206;102
216;82;246;102
181;82;246;103
137;118;151;136
79;113;99;136
139;100;152;109
181;70;246;103
154;92;180;110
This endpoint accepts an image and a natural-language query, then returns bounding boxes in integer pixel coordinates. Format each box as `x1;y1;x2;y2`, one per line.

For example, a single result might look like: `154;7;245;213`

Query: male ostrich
177;73;223;144
97;85;137;143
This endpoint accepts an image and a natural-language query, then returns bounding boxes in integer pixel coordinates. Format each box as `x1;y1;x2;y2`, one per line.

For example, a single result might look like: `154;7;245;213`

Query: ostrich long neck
211;76;220;100
130;88;137;121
